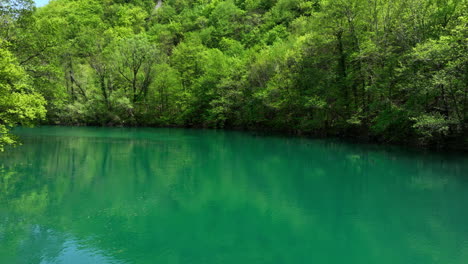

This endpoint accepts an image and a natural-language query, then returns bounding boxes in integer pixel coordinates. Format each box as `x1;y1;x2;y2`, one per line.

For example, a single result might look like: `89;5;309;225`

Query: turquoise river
0;127;467;264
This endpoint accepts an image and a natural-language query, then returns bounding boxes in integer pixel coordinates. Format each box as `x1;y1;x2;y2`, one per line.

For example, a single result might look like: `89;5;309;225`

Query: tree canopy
0;0;46;150
1;0;467;149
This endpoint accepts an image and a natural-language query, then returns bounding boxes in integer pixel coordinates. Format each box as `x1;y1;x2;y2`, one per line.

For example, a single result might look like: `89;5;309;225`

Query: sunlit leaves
0;46;46;150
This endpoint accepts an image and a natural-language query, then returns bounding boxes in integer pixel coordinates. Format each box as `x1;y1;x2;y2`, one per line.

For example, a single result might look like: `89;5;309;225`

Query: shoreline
31;123;468;152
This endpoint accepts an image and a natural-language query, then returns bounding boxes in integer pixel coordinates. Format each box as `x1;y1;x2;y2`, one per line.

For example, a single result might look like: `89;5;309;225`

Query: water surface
0;127;467;263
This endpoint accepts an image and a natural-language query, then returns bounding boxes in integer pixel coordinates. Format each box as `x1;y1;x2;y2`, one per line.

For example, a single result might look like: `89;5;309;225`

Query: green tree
0;46;46;150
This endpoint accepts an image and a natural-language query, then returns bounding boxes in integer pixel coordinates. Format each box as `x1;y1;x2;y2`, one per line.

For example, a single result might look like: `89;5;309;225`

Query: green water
0;127;467;264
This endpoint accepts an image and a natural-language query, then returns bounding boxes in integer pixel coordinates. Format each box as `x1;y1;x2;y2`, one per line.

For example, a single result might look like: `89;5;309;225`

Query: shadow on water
1;126;467;263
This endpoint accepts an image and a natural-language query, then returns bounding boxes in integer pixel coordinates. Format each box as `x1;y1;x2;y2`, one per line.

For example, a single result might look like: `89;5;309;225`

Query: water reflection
0;127;467;263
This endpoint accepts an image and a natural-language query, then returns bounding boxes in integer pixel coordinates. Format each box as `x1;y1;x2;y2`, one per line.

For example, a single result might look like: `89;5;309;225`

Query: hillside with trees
1;0;467;149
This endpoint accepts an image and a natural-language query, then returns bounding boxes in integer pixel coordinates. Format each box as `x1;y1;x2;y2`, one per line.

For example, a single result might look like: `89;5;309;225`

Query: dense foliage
1;0;467;148
0;0;46;150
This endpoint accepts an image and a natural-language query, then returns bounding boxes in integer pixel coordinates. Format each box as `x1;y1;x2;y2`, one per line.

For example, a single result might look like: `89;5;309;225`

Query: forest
1;0;467;149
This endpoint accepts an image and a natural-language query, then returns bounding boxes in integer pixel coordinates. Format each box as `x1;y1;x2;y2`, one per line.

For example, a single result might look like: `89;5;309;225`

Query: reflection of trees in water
0;128;467;263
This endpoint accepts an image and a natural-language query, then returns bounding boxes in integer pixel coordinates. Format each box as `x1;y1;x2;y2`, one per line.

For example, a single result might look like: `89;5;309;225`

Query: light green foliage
0;46;46;150
2;0;467;148
412;113;452;141
113;34;160;103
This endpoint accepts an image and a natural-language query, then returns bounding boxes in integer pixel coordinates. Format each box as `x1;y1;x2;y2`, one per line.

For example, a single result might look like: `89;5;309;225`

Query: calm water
0;127;467;264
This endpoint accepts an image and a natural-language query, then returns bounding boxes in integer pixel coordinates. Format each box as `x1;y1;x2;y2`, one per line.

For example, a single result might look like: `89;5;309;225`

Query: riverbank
41;120;468;152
